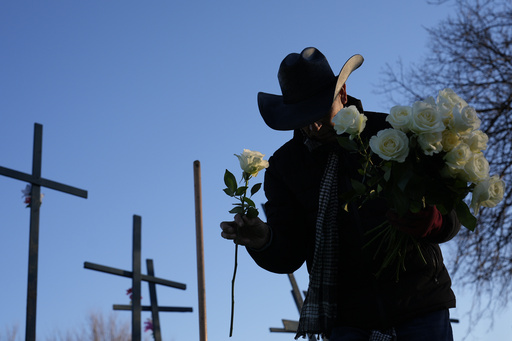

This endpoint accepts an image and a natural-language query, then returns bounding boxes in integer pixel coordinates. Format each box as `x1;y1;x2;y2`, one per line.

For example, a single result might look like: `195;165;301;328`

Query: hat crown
277;47;335;104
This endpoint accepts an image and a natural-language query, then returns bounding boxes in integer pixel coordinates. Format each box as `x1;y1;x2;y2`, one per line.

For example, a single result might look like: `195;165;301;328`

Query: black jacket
248;102;460;330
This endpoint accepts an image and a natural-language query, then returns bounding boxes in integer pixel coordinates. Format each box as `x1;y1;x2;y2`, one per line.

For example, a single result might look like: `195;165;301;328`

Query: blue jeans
329;309;453;341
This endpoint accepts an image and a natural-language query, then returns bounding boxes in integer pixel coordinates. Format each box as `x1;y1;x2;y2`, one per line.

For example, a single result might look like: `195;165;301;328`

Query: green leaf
384;167;391;182
223;188;234;197
396;167;414;192
250;183;262;196
235;186;248;196
436;204;449;215
409;200;423;213
350;179;366;195
337;136;359;151
246;206;259;218
455;201;477;231
243;197;256;208
229;206;245;215
224;170;237;194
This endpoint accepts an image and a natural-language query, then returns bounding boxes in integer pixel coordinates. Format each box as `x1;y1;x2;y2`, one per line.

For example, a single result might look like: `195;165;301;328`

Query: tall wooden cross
0;123;88;341
84;215;193;341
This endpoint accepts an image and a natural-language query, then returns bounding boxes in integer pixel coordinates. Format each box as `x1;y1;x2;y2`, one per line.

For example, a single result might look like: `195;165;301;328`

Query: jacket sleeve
246;152;311;274
425;209;461;244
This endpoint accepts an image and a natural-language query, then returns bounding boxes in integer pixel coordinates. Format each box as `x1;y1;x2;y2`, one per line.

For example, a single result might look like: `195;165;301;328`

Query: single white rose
386;106;412;132
437;88;468;124
443;142;472;170
470;175;506;215
441;129;461;152
332;105;367;139
235;149;269;177
369;128;410;163
417;132;443;156
410;101;445;134
462;130;488;152
462;152;490;183
449;104;481;134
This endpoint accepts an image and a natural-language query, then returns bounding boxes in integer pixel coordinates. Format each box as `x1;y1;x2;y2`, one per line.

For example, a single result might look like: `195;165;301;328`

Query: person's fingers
221;231;237;240
220;221;236;232
220;221;238;240
234;213;245;227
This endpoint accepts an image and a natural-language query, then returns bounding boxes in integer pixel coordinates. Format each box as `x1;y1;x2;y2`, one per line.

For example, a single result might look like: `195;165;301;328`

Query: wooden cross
0;123;88;341
84;215;192;341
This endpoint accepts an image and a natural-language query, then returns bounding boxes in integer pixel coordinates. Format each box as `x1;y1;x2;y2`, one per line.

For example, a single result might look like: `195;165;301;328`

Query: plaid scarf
370;329;397;341
296;151;340;339
294;145;398;341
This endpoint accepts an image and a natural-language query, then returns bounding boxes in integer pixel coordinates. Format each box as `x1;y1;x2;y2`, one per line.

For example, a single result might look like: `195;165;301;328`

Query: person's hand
387;205;443;239
220;213;270;250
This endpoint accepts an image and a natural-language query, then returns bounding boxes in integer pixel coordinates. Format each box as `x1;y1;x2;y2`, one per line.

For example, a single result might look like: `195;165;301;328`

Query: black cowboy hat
257;47;363;131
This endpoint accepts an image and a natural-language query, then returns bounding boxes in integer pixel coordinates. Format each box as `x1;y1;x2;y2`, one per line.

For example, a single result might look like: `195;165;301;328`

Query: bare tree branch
379;0;512;316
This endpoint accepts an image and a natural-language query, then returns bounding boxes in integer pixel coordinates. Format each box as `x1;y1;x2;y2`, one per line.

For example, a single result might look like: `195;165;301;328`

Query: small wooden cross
84;215;192;341
0;123;87;341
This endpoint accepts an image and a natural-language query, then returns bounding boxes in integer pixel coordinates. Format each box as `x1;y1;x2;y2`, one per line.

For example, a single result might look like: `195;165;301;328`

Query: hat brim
258;54;364;131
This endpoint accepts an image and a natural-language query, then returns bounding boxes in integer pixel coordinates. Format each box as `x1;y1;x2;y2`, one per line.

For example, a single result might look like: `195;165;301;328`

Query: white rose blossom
332;105;367;139
443;142;472;170
462;130;488;152
462;152;490;183
386;106;412;133
449;104;481;134
471;175;506;215
441;129;461;152
437;88;468;124
417;132;443;156
410;100;445;134
369;128;410;163
235;149;269;177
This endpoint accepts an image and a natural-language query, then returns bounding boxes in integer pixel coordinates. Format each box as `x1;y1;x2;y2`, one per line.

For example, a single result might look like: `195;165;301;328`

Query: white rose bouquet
223;149;269;336
334;89;505;280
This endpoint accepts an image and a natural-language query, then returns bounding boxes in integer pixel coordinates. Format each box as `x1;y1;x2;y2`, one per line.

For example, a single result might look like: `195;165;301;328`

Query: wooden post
132;215;142;341
288;273;304;313
25;124;42;341
147;259;162;341
193;161;207;341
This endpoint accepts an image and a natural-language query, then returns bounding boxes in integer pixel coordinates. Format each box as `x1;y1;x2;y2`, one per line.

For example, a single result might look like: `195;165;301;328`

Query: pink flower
126;288;141;301
21;184;44;207
144;319;153;332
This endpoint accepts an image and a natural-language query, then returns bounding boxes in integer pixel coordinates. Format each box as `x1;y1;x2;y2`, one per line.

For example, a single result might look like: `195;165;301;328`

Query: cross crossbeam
0;165;87;198
113;305;193;312
83;262;186;290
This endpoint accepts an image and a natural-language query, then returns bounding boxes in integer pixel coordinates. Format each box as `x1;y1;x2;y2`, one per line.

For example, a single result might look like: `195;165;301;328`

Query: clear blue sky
1;1;510;340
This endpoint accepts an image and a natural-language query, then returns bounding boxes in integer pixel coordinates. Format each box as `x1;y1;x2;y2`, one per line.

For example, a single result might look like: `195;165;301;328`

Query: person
220;47;461;341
